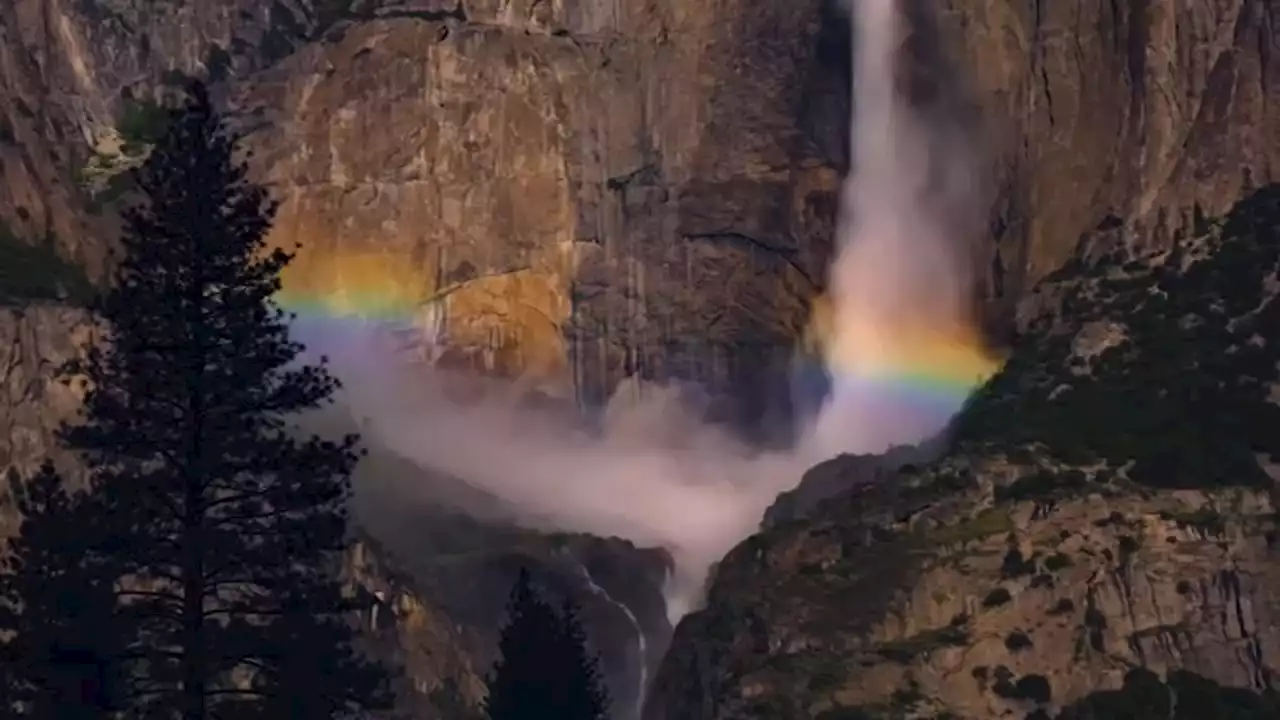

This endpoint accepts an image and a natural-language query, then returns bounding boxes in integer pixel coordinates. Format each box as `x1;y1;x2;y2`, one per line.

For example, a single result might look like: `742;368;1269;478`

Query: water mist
291;0;992;648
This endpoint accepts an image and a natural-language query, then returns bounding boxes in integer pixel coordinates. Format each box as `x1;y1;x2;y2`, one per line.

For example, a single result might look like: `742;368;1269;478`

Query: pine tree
0;463;128;718
555;599;611;719
484;567;610;720
55;80;391;718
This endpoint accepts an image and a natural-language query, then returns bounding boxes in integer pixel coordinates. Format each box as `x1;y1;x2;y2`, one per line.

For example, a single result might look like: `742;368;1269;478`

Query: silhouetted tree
556;598;612;719
484;567;610;720
50;80;391;718
0;463;127;718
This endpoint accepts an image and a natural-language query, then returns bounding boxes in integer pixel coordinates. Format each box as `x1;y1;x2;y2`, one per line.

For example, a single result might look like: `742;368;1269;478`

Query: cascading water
568;560;649;720
803;0;994;459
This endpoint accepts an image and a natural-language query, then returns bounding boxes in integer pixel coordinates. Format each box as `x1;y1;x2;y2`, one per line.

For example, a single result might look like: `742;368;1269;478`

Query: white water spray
806;0;990;459
568;560;649;720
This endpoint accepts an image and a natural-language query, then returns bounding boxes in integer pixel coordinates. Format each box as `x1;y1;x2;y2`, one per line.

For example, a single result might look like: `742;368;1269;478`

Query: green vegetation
485;568;610;720
954;186;1280;491
0;223;92;304
1083;605;1107;651
995;469;1093;504
1044;552;1073;572
873;623;969;664
1047;598;1075;616
812;682;944;720
1160;506;1227;535
925;509;1013;547
1004;630;1033;652
1052;668;1280;719
116;98;171;152
77;97;176;214
982;587;1012;608
1001;547;1037;578
998;673;1051;704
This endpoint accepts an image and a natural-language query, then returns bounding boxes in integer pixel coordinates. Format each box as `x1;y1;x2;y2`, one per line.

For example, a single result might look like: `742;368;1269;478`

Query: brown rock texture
342;532;488;717
646;458;1280;719
939;0;1280;320
0;306;92;493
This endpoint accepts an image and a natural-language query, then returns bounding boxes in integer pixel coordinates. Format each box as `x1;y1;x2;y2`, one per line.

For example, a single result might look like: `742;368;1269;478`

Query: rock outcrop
0;306;92;488
355;478;674;719
647;186;1280;718
937;0;1280;324
342;532;487;717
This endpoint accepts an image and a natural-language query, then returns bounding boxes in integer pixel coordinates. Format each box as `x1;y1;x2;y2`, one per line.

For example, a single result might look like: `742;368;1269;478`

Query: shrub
982;587;1012;608
1004;630;1033;652
0;224;92;304
117;98;171;148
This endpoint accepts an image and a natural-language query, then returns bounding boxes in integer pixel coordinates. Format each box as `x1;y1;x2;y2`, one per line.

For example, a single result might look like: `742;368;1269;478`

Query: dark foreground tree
484;567;610;720
34;81;390;718
0;464;128;718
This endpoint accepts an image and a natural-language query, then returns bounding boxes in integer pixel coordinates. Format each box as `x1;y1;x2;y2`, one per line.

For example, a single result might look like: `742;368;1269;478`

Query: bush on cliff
1052;668;1280;719
955;187;1280;492
0;224;92;305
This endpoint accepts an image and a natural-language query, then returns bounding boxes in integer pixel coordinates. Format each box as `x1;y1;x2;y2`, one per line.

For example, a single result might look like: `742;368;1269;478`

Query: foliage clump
1053;668;1280;719
116;98;171;151
955;187;1280;491
0;224;92;304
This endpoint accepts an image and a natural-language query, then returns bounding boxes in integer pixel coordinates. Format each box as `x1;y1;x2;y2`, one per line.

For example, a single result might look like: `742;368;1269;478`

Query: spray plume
283;0;996;623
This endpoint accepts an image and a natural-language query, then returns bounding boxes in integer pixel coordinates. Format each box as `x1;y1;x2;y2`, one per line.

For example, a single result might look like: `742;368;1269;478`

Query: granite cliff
0;0;1271;403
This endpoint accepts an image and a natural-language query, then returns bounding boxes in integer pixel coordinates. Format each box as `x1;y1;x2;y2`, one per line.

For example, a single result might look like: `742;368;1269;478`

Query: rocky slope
647;186;1280;719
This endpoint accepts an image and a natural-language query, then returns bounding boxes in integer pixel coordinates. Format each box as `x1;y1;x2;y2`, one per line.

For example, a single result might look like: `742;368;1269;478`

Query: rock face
3;0;1277;408
0;306;92;489
354;465;675;719
647;186;1280;718
936;0;1280;326
0;0;854;418
342;532;488;717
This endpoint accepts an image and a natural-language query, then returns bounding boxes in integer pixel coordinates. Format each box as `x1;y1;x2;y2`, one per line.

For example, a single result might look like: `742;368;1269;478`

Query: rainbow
273;248;1001;423
275;250;440;323
797;292;1001;421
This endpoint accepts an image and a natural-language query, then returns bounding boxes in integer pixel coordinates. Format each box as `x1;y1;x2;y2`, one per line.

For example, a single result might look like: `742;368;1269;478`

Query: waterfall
808;0;991;457
570;561;649;720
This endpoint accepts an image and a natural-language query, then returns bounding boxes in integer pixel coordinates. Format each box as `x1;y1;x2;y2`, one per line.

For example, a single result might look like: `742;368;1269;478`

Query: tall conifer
484;567;610;720
12;80;393;718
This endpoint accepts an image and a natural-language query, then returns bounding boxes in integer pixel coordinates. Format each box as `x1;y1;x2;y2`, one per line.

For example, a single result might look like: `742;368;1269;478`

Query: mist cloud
289;0;993;623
